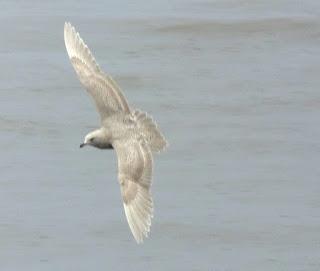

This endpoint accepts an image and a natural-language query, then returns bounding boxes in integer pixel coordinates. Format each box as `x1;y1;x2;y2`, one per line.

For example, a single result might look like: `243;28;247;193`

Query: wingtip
123;200;152;244
136;237;144;244
64;21;75;33
64;22;71;39
64;21;69;31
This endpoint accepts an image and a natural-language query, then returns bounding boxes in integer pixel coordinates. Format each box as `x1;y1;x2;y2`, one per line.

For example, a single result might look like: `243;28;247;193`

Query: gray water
0;1;320;270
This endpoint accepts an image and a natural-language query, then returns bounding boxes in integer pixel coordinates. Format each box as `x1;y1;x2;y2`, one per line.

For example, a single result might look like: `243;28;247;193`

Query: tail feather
132;110;167;153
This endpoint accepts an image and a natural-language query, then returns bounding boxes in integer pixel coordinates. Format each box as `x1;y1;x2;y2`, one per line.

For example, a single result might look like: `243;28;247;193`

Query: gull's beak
80;143;86;148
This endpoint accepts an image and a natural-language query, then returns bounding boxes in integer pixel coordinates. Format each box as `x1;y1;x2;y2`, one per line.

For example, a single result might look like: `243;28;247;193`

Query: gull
64;22;167;243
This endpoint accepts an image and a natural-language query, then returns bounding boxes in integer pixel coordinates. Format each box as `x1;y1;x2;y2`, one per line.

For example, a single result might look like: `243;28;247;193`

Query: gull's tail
132;110;168;153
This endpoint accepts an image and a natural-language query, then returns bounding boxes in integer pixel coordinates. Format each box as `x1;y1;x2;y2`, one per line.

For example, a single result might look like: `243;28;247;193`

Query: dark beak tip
80;143;85;148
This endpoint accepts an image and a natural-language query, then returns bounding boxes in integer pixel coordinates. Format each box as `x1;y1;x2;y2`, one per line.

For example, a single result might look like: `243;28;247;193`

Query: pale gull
64;22;167;243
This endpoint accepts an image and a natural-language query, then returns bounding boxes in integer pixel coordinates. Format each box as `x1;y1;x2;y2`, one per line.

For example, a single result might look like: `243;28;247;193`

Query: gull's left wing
64;22;130;121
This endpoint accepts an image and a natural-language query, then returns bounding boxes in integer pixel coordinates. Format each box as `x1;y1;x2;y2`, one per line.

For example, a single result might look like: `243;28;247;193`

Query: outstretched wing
64;22;130;121
113;137;154;243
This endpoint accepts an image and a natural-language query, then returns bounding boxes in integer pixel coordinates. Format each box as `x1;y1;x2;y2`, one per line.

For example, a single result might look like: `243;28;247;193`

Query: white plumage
64;22;167;243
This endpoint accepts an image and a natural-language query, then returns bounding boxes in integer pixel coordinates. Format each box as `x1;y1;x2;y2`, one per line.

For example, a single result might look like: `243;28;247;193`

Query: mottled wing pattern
113;136;154;243
131;110;168;153
64;22;130;120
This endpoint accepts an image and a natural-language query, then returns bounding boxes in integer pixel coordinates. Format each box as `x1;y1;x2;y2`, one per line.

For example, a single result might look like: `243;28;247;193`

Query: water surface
0;1;319;270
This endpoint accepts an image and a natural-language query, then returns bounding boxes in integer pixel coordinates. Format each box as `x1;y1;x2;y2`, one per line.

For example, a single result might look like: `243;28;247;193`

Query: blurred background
0;0;319;270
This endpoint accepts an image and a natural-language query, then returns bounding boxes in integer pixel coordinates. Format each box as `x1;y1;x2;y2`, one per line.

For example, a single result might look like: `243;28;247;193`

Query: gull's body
64;22;167;243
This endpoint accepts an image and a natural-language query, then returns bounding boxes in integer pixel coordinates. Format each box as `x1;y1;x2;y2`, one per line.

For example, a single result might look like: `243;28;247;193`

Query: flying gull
64;22;167;243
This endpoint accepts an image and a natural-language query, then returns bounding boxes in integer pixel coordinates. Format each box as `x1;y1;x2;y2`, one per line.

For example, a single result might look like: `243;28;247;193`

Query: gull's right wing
113;136;154;243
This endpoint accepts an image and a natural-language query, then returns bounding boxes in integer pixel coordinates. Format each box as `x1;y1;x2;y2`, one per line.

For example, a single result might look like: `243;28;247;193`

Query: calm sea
0;0;319;270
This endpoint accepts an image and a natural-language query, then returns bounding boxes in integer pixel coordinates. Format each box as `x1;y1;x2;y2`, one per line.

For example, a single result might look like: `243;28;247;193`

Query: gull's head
80;132;96;148
80;129;112;149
